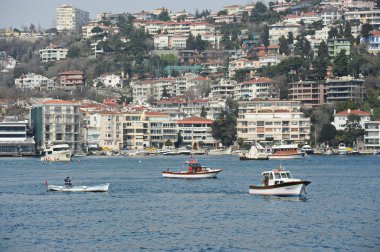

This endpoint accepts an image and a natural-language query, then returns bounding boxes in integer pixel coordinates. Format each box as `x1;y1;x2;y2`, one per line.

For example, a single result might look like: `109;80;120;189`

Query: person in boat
64;177;72;187
189;165;193;173
261;174;269;187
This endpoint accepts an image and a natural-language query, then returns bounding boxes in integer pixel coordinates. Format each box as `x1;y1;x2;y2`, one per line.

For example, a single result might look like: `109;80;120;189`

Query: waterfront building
98;111;124;150
364;120;380;149
0;117;35;156
123;112;150;149
234;77;278;101
146;112;177;148
288;80;325;107
325;76;365;103
56;4;89;32
31;99;81;151
237;100;311;144
39;44;68;62
332;109;371;131
177;116;217;148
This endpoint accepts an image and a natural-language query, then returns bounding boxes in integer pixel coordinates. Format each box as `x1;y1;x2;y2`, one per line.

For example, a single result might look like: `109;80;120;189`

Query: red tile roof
145;112;169;116
59;70;84;75
177;116;213;124
42;99;76;105
336;110;370;116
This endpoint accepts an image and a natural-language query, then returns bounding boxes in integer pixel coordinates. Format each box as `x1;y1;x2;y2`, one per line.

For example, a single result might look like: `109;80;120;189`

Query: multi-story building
0;117;35;156
15;73;55;90
56;4;89;32
319;9;342;26
332;109;371;131
31;99;81;151
123;112;150;149
325;76;365;103
364;120;380;149
228;58;259;77
234;77;278;101
96;73;123;89
146;112;177;148
361;30;380;54
58;70;86;92
327;38;350;58
237;100;311;144
209;78;236;101
213;14;242;24
269;22;302;45
39;44;68;62
98;111;124;150
177;116;217;148
288;80;325;107
345;9;380;28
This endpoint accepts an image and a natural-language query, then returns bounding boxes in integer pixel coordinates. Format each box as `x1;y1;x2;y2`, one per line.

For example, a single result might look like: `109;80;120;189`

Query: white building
332;109;371;131
15;73;55;90
209;78;236;101
234;77;278;101
39;45;68;62
56;4;89;32
96;74;123;89
364;120;380;149
177;116;217;147
345;9;380;27
269;22;302;46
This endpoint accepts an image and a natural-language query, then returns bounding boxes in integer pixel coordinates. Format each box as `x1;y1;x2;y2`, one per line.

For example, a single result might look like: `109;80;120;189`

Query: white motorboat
268;143;304;159
207;146;232;156
337;143;348;155
47;183;110;192
240;143;268;160
249;168;311;197
40;144;72;162
301;144;314;155
162;156;223;179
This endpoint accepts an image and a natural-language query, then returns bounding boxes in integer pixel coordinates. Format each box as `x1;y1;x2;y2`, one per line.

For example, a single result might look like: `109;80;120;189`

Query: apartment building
345;9;380;27
364;120;380;149
15;73;55;90
269;23;302;46
209;78;236;101
325;76;365;103
228;58;259;77
213;15;242;24
123;112;150;149
234;77;278;101
327;38;350;58
96;74;123;89
146;112;177;148
237;100;311;144
56;4;89;32
361;30;380;54
58;70;86;92
97;111;124;150
288;80;325;107
177;116;217;148
31;100;81;151
332;109;371;130
39;45;68;62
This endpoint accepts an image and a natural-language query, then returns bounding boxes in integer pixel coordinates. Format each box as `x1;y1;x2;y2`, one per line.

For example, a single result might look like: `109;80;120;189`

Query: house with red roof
333;109;371;130
58;70;85;92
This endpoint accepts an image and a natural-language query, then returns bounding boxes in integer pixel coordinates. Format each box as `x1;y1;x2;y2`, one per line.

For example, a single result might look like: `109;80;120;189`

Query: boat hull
240;155;269;160
41;153;72;162
47;183;110;192
249;181;311;196
162;169;223;179
268;153;303;159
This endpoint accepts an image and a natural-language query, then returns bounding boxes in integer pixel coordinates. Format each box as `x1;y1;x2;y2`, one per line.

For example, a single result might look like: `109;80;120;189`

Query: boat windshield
286;172;292;178
280;172;288;178
274;173;281;179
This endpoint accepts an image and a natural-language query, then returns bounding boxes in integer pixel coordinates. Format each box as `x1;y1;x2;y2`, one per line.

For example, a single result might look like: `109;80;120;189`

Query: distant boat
240;144;268;160
208;146;232;156
47;183;110;192
162;155;223;179
301;144;314;155
337;143;348;155
249;167;311;197
40;144;72;162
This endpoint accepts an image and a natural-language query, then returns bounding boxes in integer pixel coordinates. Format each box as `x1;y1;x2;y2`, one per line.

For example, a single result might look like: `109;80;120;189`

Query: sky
0;0;260;30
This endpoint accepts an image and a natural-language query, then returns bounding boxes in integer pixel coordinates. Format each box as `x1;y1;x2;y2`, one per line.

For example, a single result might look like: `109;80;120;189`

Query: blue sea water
0;155;379;251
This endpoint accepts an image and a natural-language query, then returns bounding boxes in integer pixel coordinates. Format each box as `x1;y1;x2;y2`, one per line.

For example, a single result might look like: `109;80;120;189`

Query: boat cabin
261;169;296;186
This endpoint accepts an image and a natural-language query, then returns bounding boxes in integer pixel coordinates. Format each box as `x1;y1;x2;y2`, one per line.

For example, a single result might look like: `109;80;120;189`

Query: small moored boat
268;143;304;159
41;144;72;162
47;183;110;192
240;143;269;160
162;156;223;179
249;167;311;197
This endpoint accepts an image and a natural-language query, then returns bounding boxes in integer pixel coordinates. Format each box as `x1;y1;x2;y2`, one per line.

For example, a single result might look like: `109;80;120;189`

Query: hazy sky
0;0;259;29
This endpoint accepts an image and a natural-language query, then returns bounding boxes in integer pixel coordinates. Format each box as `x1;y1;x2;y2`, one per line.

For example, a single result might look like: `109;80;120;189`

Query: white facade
269;22;302;46
56;4;89;32
15;73;54;90
364;121;380;149
209;78;236;101
96;74;123;88
234;78;278;101
39;47;68;62
332;109;371;131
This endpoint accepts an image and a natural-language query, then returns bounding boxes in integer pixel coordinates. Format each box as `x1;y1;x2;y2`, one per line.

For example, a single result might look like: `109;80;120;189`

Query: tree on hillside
328;27;339;39
341;114;365;145
211;98;238;146
158;10;171;21
361;23;373;40
312;41;329;80
332;49;349;76
294;35;313;59
279;36;290;55
261;25;270;47
287;32;294;45
319;124;337;144
250;2;268;23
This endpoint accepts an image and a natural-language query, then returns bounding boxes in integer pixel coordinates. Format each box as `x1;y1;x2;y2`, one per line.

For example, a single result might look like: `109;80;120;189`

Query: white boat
162;156;223;179
40;144;72;162
47;183;110;192
301;144;314;155
249;168;311;197
240;144;269;160
268;143;304;159
207;146;232;156
337;143;348;155
323;148;335;155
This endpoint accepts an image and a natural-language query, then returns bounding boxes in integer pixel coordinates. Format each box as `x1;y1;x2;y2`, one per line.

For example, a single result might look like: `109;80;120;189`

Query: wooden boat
249;168;311;197
240;144;269;160
47;183;110;192
268;143;304;159
162;156;223;179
